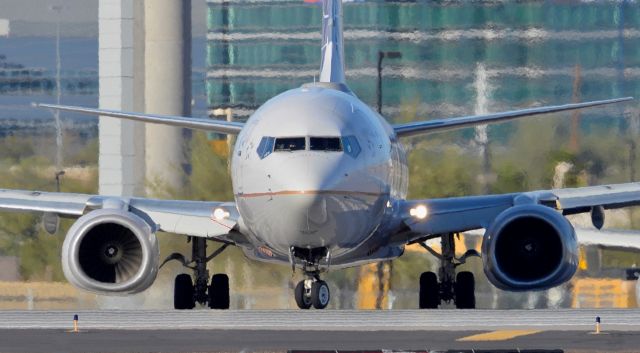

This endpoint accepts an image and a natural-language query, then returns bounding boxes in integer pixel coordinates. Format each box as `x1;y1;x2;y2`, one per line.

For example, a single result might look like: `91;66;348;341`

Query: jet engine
61;209;159;294
482;204;578;291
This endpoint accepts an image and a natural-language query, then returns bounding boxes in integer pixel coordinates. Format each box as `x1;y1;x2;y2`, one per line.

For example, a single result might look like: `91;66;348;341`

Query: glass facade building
206;0;640;132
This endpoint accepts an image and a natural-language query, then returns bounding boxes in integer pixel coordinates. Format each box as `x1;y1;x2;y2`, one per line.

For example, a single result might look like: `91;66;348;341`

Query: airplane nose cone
237;152;384;255
264;154;347;246
287;193;329;234
274;153;345;191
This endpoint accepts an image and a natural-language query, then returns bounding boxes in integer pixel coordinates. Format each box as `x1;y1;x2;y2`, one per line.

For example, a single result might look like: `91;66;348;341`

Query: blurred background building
206;1;639;130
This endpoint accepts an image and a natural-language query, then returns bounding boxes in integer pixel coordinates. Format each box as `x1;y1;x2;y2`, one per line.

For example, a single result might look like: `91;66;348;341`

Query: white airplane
15;0;636;310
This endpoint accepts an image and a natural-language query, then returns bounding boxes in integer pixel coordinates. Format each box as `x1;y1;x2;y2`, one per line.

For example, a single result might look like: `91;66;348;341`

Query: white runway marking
0;309;638;331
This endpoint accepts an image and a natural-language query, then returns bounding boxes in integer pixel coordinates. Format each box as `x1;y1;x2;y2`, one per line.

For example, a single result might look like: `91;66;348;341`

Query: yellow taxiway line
457;330;542;342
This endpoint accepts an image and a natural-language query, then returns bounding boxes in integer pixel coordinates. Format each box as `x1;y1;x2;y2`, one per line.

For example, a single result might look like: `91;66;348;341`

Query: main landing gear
418;233;480;309
161;237;230;310
290;247;331;310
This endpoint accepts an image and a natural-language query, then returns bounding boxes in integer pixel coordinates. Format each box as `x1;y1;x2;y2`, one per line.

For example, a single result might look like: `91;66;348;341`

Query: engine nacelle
61;209;159;295
482;204;578;291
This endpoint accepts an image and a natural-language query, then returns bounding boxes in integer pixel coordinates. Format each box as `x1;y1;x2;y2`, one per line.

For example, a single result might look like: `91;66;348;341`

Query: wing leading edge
36;104;244;135
0;189;240;240
393;97;632;138
395;182;640;245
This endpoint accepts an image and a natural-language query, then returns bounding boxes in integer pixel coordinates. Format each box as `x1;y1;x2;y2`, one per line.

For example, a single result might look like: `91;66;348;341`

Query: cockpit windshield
274;137;306;152
258;136;359;157
309;137;342;152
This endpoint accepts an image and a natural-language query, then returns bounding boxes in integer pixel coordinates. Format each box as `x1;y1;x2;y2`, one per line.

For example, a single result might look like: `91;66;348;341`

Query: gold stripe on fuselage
235;190;386;198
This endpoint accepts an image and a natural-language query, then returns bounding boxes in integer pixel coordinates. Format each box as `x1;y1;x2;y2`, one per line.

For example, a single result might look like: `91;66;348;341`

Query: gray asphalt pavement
0;309;637;330
0;310;638;352
0;329;637;352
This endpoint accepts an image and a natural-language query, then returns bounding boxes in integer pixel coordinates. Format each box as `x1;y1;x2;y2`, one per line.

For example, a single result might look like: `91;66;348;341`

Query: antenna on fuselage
319;0;346;84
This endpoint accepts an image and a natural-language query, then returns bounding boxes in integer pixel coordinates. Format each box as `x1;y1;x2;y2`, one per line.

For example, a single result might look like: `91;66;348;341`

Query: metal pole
376;51;383;114
374;50;401;308
376;51;401;115
226;108;233;155
51;5;63;171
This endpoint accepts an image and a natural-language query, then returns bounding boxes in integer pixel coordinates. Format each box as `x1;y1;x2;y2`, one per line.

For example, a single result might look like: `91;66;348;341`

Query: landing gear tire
164;238;231;310
454;271;475;309
174;274;195;310
208;274;230;309
419;271;439;309
311;280;330;309
294;281;312;309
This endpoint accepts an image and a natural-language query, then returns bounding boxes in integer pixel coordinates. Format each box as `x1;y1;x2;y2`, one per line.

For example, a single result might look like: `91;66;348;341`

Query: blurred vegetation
0;133;97;281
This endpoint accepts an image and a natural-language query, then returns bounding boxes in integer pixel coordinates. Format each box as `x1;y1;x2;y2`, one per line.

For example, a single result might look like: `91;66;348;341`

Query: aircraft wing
462;227;640;252
36;104;244;135
392;97;632;138
0;189;240;241
572;227;640;251
393;182;640;245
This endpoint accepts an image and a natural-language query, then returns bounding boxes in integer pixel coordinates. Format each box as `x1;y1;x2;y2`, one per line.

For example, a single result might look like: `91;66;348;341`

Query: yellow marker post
73;314;79;333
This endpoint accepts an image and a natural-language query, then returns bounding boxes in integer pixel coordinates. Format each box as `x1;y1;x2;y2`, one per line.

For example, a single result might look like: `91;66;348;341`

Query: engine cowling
482;204;578;291
61;209;159;294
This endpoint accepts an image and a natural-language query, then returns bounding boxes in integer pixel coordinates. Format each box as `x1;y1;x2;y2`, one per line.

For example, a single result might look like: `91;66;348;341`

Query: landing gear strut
162;237;230;310
291;247;331;310
419;233;479;309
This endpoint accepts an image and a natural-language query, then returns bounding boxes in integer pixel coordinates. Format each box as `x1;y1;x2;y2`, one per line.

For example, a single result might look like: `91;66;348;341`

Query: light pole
376;51;402;115
373;50;402;310
50;5;64;173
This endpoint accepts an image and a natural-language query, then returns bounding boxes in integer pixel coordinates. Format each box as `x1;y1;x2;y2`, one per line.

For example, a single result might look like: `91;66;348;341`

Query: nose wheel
294;280;312;309
289;247;332;310
311;280;330;309
294;278;330;309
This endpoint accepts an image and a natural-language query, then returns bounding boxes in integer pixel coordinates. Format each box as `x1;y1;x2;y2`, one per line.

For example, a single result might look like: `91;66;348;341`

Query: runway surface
0;309;638;330
1;310;639;352
1;328;638;353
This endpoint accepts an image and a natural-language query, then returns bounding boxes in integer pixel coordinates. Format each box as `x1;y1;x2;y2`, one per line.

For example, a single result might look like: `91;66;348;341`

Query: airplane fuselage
232;83;408;267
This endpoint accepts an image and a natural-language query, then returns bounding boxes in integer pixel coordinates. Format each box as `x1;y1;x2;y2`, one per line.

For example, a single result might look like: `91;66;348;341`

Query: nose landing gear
161;237;230;310
290;247;331;309
418;233;480;309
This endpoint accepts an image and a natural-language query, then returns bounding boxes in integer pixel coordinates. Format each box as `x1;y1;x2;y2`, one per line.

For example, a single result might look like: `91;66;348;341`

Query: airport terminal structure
206;1;640;125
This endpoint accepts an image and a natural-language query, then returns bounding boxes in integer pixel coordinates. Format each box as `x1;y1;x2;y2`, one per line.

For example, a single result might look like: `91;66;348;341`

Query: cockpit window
257;136;275;159
310;137;342;152
342;135;361;158
274;137;306;152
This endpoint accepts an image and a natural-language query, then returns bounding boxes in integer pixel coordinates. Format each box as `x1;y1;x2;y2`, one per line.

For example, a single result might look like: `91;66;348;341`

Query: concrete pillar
98;0;145;196
144;0;191;192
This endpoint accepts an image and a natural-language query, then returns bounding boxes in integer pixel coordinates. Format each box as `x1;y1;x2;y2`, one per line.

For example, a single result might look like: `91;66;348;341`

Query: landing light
410;205;428;219
213;208;230;220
